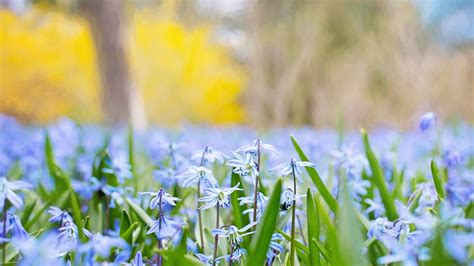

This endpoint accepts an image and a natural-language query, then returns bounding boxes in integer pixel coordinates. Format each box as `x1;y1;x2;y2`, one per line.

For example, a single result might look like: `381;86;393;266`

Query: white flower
272;158;316;182
176;166;218;188
0;177;32;210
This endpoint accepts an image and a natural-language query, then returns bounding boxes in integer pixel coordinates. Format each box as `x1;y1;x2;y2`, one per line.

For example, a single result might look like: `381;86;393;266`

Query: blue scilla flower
0;176;32;211
266;233;284;265
367;217;410;241
211;222;256;246
131;251;144;266
419;112;437;132
377;235;430;266
272;158;316;183
331;144;369;181
218;246;247;264
7;213;29;241
279;188;305;213
195;253;220;265
12;233;64;266
443;229;474;264
177;166;218;188
239;192;268;221
199;184;242;210
443;149;464;169
139;189;180;210
192;146;227;165
364;198;384;218
226;153;259;184
445;172;473;207
235;139;279;157
103;155;133;184
147;216;185;240
79;233;128;260
48;206;72;224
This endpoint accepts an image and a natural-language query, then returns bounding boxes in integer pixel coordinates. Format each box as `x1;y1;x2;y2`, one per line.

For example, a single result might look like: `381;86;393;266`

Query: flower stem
228;243;234;266
290;159;297;266
157;188;164;266
197;146;209;252
212;204;220;266
253;139;261;230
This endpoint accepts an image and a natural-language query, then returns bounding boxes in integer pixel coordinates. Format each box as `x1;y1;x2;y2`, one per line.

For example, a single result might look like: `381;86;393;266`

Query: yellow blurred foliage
0;6;245;124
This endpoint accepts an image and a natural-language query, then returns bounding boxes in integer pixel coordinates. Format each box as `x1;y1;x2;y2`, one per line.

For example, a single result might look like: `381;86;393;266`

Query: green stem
290;159;297;266
212;204;220;266
198;146;209;251
157;188;164;266
253;139;261;230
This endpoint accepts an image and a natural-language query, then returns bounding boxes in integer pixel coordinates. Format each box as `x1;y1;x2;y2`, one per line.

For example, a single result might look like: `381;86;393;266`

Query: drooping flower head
0;177;32;211
139;188;180;210
419;112;437;132
272;158;316;183
226;153;259;183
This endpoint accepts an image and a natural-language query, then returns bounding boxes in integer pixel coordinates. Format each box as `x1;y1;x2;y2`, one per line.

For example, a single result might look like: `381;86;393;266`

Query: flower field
0;113;472;265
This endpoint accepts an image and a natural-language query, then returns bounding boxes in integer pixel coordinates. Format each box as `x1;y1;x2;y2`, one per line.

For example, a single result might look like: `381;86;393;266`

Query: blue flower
235;139;279;157
199;184;242;210
176;166;218;188
78;233;128;259
146;216;185;240
131;251;144;266
226;153;259;183
192;146;227;164
443;229;474;263
266;233;284;265
139;188;180;209
443;149;463;169
103;155;133;183
195;253;220;265
12;233;64;266
0;177;32;210
211;223;256;246
239;192;268;221
419;112;437;132
272;158;316;183
48;206;72;224
7;214;29;241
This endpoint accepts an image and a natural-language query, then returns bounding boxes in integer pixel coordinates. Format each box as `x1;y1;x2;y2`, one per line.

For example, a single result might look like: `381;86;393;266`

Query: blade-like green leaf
291;135;338;213
124;197;153;225
430;160;445;199
361;129;398;220
307;189;320;266
69;187;85;241
248;179;282;266
44;132;71;191
275;227;309;253
21;199;37;225
312;239;335;264
230;172;250;229
120;209;133;243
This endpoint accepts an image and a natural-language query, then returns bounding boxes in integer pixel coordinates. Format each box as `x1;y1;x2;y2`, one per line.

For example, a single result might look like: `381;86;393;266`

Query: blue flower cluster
0;113;472;265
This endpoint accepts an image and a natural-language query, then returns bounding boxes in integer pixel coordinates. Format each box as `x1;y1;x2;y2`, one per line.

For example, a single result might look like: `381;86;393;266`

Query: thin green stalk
197;146;209;251
228;243;234;266
253;139;261;230
212;204;220;266
290;159;297;266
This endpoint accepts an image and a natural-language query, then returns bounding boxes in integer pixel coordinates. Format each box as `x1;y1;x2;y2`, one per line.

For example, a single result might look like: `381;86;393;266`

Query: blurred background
0;0;473;129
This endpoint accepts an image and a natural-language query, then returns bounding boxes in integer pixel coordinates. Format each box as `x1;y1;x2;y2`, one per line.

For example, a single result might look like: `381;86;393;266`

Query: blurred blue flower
272;158;316;183
235;139;279;157
103;155;133;184
419;112;437;132
139;188;180;209
0;177;32;210
177;166;218;188
266;233;284;265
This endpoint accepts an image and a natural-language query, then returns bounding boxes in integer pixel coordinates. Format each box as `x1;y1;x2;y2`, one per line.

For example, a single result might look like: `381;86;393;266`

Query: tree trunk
80;0;145;127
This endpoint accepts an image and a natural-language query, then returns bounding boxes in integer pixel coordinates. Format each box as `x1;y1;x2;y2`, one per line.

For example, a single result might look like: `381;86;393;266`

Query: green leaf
25;200;52;230
312;238;335;264
248;179;282;266
124;197;153;225
431;160;445;199
275;227;309;253
121;222;138;244
69;187;85;241
336;182;365;266
120;209;132;229
21;199;37;225
361;129;398;220
230;172;250;229
307;189;321;266
291;135;338;213
44;132;71;191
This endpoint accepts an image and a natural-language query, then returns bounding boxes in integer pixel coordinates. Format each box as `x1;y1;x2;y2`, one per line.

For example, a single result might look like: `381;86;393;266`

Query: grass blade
361;129;398;220
307;189;320;266
430;160;445;199
124;197;153;225
248;179;282;266
230;172;250;229
290;135;338;213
